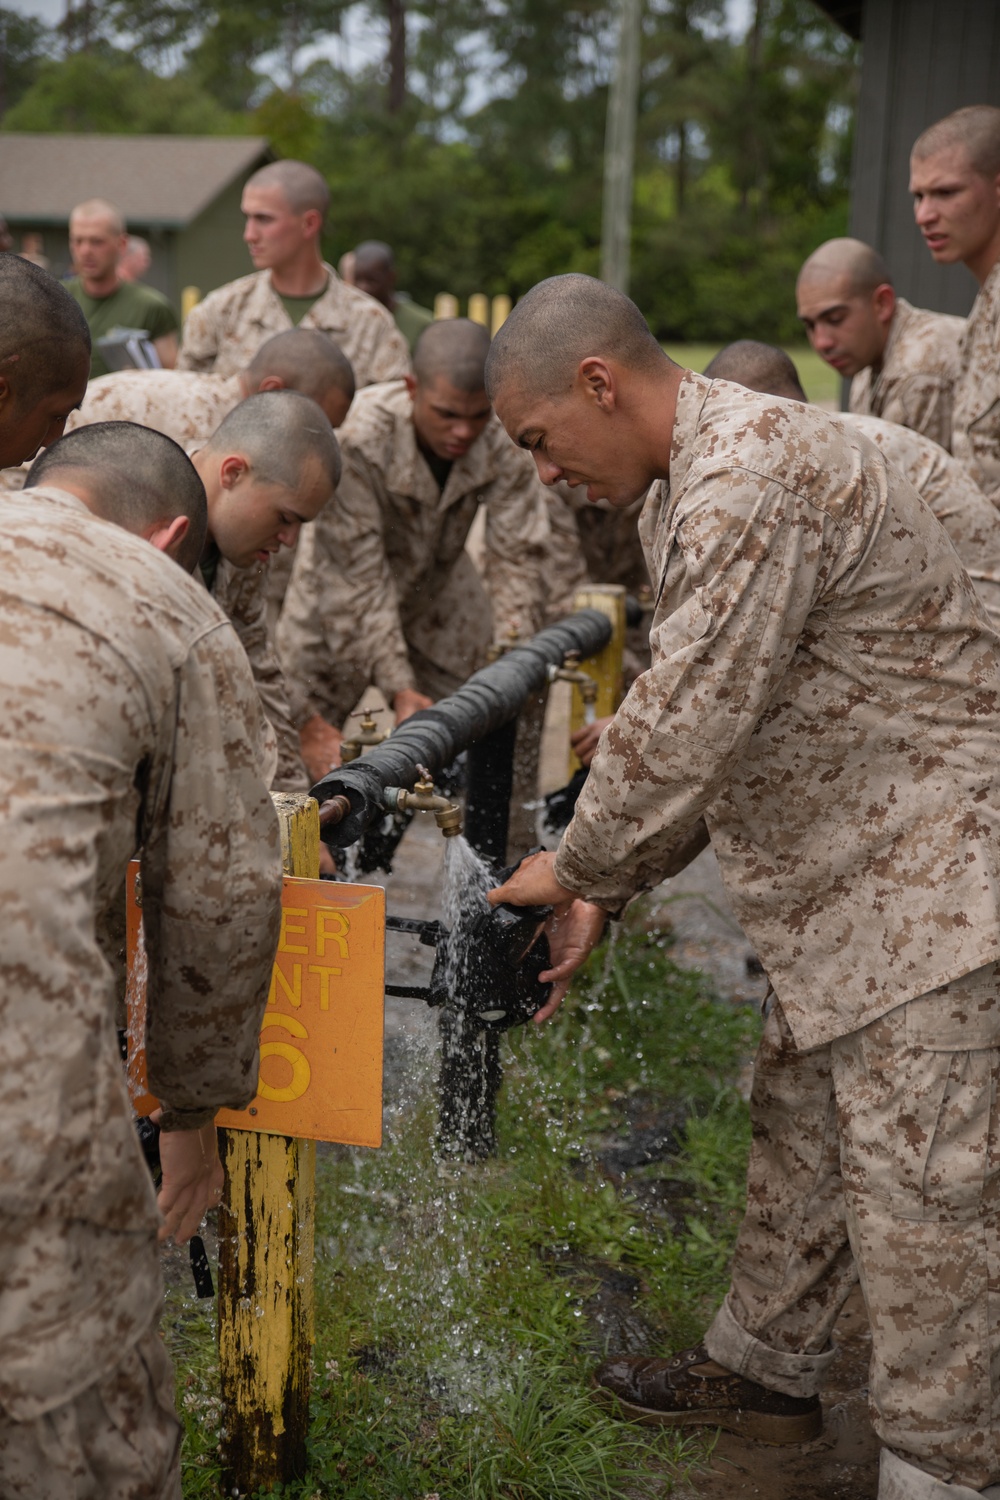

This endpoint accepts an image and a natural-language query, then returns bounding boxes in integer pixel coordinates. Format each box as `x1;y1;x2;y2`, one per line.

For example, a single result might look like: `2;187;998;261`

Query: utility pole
601;0;642;294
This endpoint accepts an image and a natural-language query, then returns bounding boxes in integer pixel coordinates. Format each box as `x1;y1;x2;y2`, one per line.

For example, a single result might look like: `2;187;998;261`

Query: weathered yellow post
491;293;512;334
218;792;319;1497
180;285;201;323
567;584;627;775
468;292;490;326
434;292;459;319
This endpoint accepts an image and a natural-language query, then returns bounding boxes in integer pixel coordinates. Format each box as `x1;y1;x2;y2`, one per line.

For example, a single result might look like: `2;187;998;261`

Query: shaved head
485;274;667;405
26;421;208;572
70;198;126;235
913;106;1000;179
354;240;394;273
202;390;341;492
797;238;892;297
245;160;330;220
704;342;807;402
0;254;91;409
245;329;355;407
413;318;491;393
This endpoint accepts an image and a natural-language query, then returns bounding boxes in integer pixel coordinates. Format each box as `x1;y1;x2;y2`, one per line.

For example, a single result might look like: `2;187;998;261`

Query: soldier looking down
485;274;1000;1500
911;106;1000;498
177;160;410;386
0;255;90;469
0;422;282;1500
796;236;963;449
277;318;551;782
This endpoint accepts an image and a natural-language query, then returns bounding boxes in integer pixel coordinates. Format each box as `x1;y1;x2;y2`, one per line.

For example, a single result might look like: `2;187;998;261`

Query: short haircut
0;254;91;409
354;239;394;271
413;318;491;393
70;198;126;236
245;329;355;405
485;274;667;403
912;105;1000;178
202;390;342;492
245;160;330;220
26;421;208;573
704;341;807;402
797;237;892;297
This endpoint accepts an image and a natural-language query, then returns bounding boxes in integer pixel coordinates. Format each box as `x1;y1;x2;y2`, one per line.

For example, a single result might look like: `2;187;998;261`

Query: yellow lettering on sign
269;960;302;1008
279;908;309;954
316;908;350;959
258;1010;311;1102
308;963;343;1011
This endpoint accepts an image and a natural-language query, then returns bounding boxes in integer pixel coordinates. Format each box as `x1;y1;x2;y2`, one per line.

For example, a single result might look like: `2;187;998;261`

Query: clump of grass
168;927;760;1497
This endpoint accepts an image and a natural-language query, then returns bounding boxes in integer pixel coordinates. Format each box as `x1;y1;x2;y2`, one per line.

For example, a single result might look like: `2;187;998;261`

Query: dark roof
0;134;272;227
812;1;863;39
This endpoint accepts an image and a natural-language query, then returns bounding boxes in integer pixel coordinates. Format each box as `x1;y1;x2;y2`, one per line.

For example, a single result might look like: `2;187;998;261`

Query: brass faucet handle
563;650;582;670
414;763;435;794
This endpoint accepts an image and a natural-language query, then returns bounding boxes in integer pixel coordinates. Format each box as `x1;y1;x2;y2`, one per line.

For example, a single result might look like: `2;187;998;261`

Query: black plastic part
189;1236;215;1299
465;718;517;864
542;766;589;834
312;610;612;848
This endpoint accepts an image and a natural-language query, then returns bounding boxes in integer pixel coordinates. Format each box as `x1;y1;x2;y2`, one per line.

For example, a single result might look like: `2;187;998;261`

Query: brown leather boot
593;1343;822;1444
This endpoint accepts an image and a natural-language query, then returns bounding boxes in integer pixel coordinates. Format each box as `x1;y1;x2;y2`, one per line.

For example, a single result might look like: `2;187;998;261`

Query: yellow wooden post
434;292;459;319
491;294;512;335
568;585;627;776
218;792;319;1496
180;286;201;323
468;292;490;326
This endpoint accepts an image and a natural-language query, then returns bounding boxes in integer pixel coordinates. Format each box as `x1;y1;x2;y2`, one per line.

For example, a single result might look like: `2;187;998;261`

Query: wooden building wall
849;0;1000;316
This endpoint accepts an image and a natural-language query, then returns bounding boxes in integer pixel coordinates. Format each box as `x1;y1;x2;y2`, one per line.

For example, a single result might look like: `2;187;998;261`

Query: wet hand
535;900;608;1022
393;688;433;724
153;1115;223;1245
570;716;612;768
487;850;574;909
299;713;342;782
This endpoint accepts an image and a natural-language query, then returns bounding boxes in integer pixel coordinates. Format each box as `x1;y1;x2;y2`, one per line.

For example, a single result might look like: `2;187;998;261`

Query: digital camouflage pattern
209;556;307;790
277;379;551;725
555;371;1000;1050
840;411;1000;626
706;978;1000;1491
176;265;410;384
848;297;964;451
952;260;1000;500
64;369;245;447
0;486;281;1424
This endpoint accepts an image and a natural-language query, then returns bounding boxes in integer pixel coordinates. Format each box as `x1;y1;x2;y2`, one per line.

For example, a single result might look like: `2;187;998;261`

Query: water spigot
547;650;599;706
486;628;524;663
340;706;389;764
383;769;463;838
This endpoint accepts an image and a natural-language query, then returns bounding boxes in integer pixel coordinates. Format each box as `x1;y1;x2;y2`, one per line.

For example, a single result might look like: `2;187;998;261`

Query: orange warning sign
126;865;385;1147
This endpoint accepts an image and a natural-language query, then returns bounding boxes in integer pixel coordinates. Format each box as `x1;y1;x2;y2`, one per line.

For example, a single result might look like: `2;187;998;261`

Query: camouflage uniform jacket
0;487;281;1419
841;411;1000;627
209;555;308;791
278;379;551;721
952;259;1000;498
176;264;410;384
556;372;1000;1050
848;296;964;450
65;368;244;446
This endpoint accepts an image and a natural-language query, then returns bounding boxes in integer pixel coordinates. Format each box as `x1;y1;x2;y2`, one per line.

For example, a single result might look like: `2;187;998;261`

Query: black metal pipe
312;609;612;847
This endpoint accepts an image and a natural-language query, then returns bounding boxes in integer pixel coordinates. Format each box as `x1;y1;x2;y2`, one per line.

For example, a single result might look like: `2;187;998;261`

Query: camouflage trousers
0;1319;182;1499
704;968;1000;1493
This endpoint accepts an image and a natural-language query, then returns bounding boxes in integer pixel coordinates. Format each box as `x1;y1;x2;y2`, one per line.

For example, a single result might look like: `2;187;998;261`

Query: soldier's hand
393;688;433;724
154;1116;223;1245
299;713;343;782
488;849;574;909
570;716;613;768
536;899;608;1022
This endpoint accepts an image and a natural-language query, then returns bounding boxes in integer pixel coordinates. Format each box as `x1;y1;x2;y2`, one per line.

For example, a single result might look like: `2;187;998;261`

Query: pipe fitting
547;650;599;706
384;773;463;838
340;707;389;764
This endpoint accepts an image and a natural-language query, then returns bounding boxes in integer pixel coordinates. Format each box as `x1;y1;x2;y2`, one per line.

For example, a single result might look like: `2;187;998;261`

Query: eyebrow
799;302;849;322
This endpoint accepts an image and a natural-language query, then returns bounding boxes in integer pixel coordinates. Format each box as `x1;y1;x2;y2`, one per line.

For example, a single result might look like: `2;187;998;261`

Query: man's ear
872;282;896;329
145;514;191;566
0;374;13;420
255;374;286;393
577;356;617;411
404;374;418;400
219;453;249;489
301;208;323;243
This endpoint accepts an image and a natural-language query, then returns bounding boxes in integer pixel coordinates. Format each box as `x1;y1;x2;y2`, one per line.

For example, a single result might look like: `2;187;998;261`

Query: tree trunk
387;0;406;114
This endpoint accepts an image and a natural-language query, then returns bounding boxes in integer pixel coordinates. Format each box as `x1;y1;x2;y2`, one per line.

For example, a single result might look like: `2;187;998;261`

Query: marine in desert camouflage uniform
177;160;409;385
0;437;281;1498
278;320;550;783
0;256;90;470
189;392;341;793
487;275;1000;1500
796;237;963;450
912;107;1000;501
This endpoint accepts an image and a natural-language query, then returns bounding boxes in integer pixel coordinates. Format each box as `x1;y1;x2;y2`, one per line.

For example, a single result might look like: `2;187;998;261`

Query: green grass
168;926;760;1498
665;342;840;407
